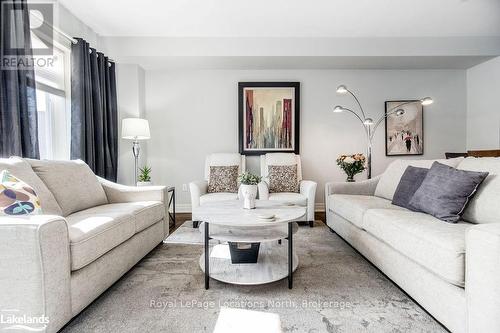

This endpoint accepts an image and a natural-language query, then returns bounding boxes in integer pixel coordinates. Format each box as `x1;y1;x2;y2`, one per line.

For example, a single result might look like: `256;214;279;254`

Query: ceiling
59;0;500;38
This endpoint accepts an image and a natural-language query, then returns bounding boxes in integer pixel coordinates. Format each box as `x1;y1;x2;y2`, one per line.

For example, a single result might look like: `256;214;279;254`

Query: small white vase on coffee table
240;184;257;209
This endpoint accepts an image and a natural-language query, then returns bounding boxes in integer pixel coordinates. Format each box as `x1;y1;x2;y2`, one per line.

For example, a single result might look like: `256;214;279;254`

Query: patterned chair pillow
0;170;42;216
268;164;299;193
208;165;239;193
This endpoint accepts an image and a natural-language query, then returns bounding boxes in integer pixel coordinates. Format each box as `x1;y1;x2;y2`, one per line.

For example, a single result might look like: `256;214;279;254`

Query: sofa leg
309;221;314;228
193;221;200;228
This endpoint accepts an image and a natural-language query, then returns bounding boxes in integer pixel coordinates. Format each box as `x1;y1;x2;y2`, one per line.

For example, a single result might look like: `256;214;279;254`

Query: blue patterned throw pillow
0;170;42;216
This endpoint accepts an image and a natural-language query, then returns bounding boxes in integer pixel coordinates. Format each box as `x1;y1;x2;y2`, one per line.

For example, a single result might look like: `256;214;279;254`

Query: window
33;35;71;160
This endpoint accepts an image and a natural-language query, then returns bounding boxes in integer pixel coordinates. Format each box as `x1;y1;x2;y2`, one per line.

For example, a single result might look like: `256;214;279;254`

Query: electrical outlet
182;184;188;191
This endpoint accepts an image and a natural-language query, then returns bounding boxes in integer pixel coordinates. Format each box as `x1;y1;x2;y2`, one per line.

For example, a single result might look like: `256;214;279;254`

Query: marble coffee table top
193;200;306;227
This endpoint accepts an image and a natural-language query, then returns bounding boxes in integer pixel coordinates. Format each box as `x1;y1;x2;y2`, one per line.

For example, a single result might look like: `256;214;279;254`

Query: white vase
241;184;258;209
137;181;152;187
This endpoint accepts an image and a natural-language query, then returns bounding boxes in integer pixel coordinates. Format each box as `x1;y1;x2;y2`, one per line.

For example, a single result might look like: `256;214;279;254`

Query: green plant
238;172;262;185
336;153;366;181
138;166;152;182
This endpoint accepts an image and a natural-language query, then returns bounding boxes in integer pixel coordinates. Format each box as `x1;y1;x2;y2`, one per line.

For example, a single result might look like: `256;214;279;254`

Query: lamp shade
421;97;433;106
122;118;151;140
333;105;344;113
336;85;348;94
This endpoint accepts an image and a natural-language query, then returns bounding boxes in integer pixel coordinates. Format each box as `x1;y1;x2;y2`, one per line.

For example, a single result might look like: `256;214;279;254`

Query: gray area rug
164;221;219;245
61;222;446;333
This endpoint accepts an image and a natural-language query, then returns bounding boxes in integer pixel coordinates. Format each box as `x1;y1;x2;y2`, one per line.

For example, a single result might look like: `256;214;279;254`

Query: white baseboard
174;203;325;213
315;203;325;212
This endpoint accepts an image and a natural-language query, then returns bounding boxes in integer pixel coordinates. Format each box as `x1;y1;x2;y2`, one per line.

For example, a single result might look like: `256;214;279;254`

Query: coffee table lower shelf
199;241;299;286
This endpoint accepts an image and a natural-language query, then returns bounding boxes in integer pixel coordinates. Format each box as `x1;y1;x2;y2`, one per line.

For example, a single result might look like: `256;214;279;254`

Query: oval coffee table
193;200;306;289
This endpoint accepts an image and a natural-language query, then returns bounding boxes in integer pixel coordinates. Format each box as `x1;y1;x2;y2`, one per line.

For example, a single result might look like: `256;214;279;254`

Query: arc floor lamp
333;85;433;179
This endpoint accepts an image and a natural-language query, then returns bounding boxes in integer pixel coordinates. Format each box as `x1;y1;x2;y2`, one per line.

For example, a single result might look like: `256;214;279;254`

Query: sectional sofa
0;157;169;332
325;157;500;333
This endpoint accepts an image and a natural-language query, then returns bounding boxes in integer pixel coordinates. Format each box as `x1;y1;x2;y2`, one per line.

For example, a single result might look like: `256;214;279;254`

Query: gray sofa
325;157;500;333
0;157;169;332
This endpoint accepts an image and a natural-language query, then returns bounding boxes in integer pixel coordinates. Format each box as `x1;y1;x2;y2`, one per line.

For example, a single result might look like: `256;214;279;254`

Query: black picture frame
238;82;300;156
385;100;424;156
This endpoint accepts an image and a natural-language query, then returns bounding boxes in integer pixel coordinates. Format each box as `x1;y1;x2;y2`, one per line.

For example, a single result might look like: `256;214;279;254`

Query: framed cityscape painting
385;100;424;156
238;82;300;155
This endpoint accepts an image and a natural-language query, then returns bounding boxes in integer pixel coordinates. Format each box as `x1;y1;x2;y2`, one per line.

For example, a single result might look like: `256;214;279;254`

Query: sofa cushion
66;201;164;270
126;201;165;233
66;205;136;270
374;157;464;200
27;159;108;216
457;157;500;224
363;209;472;286
268;192;307;206
200;193;239;205
328;194;403;229
409;162;488;223
0;157;62;215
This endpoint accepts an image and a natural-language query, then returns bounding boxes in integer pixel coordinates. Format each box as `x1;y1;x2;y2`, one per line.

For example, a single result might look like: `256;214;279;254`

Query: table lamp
122;118;151;185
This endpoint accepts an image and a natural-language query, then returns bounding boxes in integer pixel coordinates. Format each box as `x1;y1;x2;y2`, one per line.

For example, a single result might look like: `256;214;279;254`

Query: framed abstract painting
385;100;424;156
238;82;300;155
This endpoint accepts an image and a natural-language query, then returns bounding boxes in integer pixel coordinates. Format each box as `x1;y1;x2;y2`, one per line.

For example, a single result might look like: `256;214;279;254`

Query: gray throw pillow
409;162;489;223
392;166;428;210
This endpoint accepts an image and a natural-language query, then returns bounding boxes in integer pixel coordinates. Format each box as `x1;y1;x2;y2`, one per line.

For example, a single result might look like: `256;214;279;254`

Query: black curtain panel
0;0;40;158
71;38;118;181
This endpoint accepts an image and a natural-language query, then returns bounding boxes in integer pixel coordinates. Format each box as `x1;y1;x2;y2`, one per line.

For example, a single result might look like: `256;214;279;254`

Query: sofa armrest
0;215;71;332
99;177;168;203
466;223;500;333
258;181;269;200
325;175;380;197
99;178;169;237
189;180;208;209
325;176;380;213
300;180;317;221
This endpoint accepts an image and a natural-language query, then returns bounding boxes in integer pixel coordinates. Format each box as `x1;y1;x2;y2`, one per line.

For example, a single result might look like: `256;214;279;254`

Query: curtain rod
30;11;116;63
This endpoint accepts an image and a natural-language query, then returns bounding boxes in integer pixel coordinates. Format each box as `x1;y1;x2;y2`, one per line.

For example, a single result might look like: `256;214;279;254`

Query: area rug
164;221;219;245
61;222;446;333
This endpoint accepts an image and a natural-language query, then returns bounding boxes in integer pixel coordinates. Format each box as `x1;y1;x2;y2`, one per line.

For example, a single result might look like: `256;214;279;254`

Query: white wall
101;36;500;71
145;69;467;211
116;64;147;185
57;4;99;46
466;56;500;149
